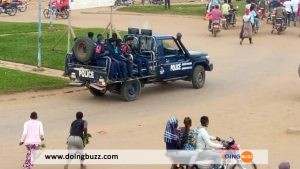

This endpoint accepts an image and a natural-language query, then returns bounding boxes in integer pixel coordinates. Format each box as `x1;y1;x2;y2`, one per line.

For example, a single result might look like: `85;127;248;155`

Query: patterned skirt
23;144;40;169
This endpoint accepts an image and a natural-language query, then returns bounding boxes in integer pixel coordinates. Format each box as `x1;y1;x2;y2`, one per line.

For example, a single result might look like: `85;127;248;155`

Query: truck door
157;38;192;79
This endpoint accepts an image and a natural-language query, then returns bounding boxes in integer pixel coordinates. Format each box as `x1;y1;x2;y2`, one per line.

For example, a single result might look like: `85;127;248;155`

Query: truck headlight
70;72;76;79
98;78;106;87
205;55;210;62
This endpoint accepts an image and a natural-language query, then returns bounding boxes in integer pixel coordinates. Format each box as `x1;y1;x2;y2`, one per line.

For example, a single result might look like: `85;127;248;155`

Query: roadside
0;60;65;78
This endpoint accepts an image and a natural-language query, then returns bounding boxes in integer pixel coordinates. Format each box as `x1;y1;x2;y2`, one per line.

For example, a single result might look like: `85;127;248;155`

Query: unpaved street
0;2;300;169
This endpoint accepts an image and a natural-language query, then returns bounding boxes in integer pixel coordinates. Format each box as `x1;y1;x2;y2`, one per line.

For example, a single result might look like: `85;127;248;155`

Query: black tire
89;87;106;96
232;162;257;169
73;37;96;64
19;4;27;12
121;79;141;101
7;7;17;16
213;29;217;37
43;9;50;18
192;65;205;89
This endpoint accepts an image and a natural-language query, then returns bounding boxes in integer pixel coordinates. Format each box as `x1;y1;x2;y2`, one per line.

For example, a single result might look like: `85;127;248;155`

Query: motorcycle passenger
273;3;286;28
178;117;196;150
195;116;224;169
208;5;223;30
122;36;150;77
222;0;231;23
164;117;198;169
107;37;129;80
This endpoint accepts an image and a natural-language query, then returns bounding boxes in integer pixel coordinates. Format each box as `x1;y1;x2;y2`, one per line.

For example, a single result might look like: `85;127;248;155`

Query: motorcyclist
208;5;223;30
273;2;286;29
1;0;11;13
195;116;224;169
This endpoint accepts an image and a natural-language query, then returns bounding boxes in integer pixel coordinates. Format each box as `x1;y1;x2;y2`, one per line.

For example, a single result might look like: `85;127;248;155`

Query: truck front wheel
192;65;205;89
121;79;141;101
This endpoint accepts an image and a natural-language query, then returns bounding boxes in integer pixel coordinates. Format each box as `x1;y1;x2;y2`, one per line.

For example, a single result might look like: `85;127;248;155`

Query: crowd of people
66;32;151;81
205;0;300;44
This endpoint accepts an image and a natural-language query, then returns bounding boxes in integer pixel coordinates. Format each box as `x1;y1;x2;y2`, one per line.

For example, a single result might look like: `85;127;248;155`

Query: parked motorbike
211;20;221;37
0;4;17;16
11;0;28;12
171;137;257;169
43;4;69;19
114;0;134;6
271;17;287;34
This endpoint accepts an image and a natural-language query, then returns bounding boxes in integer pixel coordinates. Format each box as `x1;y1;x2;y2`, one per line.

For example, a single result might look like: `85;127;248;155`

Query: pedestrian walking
64;111;88;169
165;0;170;9
19;112;44;169
240;9;253;45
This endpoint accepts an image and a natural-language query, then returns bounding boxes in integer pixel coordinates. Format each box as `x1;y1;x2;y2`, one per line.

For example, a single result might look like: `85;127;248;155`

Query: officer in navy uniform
122;36;150;77
107;37;129;80
93;34;119;81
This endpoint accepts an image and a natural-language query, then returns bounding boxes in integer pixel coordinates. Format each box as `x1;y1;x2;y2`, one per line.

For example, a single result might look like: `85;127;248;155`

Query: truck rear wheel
89;87;106;96
192;65;205;89
121;79;141;101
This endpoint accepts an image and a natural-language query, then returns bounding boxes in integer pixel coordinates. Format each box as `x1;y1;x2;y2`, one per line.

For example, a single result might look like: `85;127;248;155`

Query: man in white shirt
284;0;293;25
195;116;224;169
291;0;299;25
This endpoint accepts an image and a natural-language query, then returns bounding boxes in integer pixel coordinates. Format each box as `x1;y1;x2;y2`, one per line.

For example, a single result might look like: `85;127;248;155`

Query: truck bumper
207;63;213;71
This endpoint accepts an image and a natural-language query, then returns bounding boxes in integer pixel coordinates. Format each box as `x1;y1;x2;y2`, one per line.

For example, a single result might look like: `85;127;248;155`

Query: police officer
122;36;150;77
93;34;119;81
107;37;128;80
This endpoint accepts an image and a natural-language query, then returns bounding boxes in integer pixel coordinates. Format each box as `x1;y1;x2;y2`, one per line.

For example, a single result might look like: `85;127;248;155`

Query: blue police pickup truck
66;28;213;101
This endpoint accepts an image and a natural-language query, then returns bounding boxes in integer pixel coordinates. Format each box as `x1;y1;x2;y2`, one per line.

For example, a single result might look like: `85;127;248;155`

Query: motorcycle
11;0;28;12
271;17;287;34
0;4;17;16
43;4;69;19
114;0;134;7
211;20;221;37
171;137;257;169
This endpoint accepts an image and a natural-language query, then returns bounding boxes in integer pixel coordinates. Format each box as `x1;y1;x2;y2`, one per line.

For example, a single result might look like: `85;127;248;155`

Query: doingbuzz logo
222;151;253;163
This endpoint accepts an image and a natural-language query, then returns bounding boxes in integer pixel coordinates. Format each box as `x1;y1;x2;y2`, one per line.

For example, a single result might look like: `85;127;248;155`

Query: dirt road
0;3;300;169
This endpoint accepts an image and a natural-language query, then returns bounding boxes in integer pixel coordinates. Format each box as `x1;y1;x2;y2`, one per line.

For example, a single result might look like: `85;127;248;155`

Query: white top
20;119;44;145
245;3;252;10
243;15;251;22
291;0;299;12
284;1;293;12
195;126;223;152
